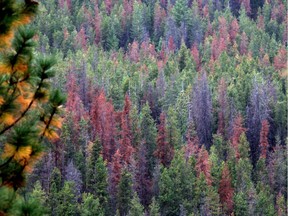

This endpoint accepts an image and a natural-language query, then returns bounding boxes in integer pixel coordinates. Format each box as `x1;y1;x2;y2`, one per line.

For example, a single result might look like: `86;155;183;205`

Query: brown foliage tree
219;163;234;215
154;113;174;167
259;120;269;159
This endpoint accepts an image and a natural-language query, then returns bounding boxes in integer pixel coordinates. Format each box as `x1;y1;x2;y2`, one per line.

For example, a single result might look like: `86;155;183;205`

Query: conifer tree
218;163;234;215
119;94;134;165
80;193;104;216
149;197;160;216
49;167;62;216
117;168;133;216
191;73;213;149
159;151;195;215
154;112;174;167
128;193;145;216
167;107;182;150
86;139;108;208
140;103;157;176
0;0;65;214
135;141;152;208
56;181;79;216
259;119;269;159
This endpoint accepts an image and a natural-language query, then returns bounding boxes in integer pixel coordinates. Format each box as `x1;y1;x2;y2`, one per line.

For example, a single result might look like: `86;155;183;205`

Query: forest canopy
0;0;287;215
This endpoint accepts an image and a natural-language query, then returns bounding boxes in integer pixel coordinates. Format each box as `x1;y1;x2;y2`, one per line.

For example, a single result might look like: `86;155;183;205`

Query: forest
0;0;287;215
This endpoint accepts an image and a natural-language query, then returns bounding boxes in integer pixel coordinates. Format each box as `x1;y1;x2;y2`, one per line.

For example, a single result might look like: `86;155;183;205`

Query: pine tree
56;181;79;216
230;115;247;160
218;164;234;215
117;168;133;216
135;141;152;208
259;119;269;159
149;197;160;216
255;183;276;215
166;107;182;150
119;94;134;165
49;167;62;216
154;112;174;167
191;73;213;149
140;103;157;177
80;193;104;216
159;151;196;215
195;146;212;186
0;1;65;214
86;139;108;208
128;193;145;216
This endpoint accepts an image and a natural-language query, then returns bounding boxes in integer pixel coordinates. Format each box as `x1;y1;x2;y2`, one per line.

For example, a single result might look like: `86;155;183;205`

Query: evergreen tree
159;151;195;215
80;193;104;216
167;107;182;150
191;73;213;149
128;193;145;216
140;103;157;176
117;168;133;216
0;1;64;214
154;112;174;167
56;181;79;216
149;197;160;216
86;138;108;208
218;164;234;215
49;167;62;216
255;183;276;216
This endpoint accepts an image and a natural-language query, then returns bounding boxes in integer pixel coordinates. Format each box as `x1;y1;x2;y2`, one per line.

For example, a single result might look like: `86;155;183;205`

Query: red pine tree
90;90;116;162
66;71;85;125
231;115;247;160
109;149;122;196
205;21;213;38
218;16;230;45
229;18;239;42
58;0;64;9
240;32;248;55
76;25;87;51
94;5;102;45
259;119;269;159
65;0;72;12
219;163;234;214
261;53;270;67
104;0;113;15
195;145;212;185
202;4;209;18
191;43;201;71
154;112;174;167
274;46;287;71
241;0;251;15
119;95;134;164
103;100;117;162
168;36;176;53
282;17;288;45
123;0;133;15
257;15;265;30
211;33;226;61
217;78;228;138
129;41;140;62
184;133;200;161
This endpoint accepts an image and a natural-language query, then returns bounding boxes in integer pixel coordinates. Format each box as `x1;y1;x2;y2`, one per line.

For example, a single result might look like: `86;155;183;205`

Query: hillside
0;0;287;215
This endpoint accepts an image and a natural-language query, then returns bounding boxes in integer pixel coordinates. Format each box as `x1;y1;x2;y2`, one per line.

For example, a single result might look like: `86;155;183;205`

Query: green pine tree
140;103;157;176
149;197;160;216
80;193;104;216
56;181;79;216
159;151;196;215
86;139;108;212
117;168;133;216
128;193;145;216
